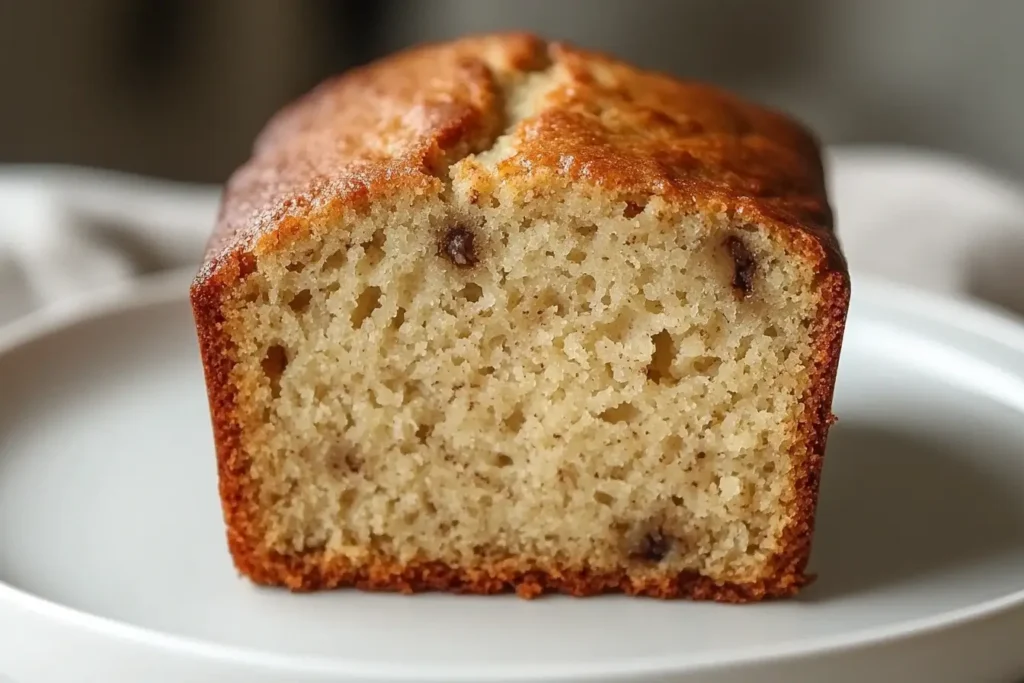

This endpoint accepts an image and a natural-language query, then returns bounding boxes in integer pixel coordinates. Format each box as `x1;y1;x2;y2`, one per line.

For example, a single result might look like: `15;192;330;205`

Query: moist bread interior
223;170;817;586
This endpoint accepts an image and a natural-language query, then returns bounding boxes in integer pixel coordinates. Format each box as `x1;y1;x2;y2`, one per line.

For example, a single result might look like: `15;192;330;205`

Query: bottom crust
232;547;811;603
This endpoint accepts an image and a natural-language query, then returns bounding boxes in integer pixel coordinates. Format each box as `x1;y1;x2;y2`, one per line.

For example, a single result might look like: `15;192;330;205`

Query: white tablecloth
1;147;1023;327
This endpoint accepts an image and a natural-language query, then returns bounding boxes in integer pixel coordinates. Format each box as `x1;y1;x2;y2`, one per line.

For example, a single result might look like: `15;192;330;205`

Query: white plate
1;270;1024;683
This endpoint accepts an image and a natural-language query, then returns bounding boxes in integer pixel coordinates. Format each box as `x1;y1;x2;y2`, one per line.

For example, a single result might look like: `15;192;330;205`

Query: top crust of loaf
195;32;842;283
191;33;850;599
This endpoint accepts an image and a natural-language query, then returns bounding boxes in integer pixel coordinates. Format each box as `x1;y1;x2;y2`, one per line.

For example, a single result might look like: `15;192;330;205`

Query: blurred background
0;0;1021;184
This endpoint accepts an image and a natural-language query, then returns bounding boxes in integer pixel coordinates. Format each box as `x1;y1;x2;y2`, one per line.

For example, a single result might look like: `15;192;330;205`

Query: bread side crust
769;270;849;590
191;32;850;601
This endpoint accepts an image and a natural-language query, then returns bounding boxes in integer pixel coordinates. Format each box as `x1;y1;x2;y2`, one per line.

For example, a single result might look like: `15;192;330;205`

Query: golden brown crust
190;32;850;602
195;33;841;281
241;552;808;603
770;270;850;586
190;249;261;571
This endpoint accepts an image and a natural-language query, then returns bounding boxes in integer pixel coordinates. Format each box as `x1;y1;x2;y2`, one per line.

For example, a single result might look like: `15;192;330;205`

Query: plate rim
1;268;1024;681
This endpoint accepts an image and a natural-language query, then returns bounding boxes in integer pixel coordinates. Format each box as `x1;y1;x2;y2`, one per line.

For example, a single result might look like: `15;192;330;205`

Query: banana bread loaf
191;33;849;601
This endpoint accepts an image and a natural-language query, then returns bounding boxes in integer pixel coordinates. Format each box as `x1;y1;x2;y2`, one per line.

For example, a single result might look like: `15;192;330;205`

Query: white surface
0;272;1023;682
827;147;1024;309
0;165;218;324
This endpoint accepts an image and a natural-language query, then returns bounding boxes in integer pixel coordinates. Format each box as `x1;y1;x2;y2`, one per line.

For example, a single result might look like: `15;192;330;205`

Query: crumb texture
192;32;849;600
225;189;817;585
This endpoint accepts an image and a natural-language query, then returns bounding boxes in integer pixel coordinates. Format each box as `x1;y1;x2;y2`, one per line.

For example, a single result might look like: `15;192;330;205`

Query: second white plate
1;271;1023;683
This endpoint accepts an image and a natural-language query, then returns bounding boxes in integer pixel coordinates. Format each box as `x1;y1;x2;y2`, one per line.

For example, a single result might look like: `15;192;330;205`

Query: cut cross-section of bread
191;33;849;601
